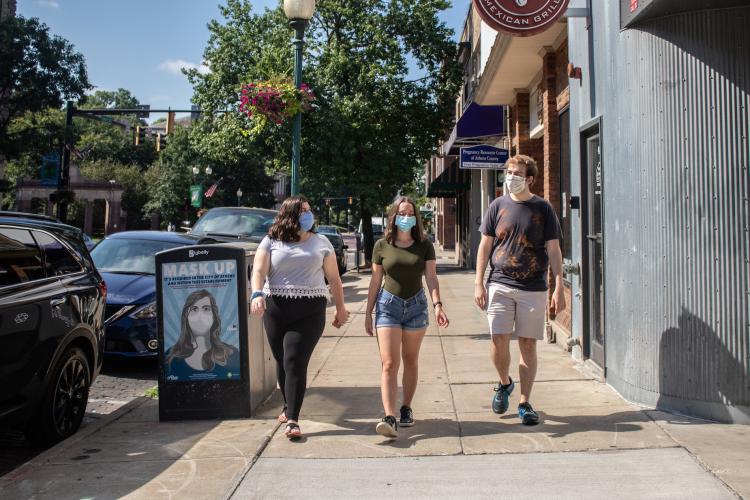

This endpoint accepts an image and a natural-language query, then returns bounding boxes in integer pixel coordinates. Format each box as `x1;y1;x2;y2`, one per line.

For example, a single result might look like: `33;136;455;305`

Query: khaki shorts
486;283;547;340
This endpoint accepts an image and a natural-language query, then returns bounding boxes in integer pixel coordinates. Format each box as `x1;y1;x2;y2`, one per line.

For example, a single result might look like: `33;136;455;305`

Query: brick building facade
427;5;573;340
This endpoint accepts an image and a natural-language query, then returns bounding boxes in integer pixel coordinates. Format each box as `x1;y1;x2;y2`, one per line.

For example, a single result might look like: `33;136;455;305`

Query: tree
80;160;149;230
187;0;460;260
0;16;90;159
76;89;157;168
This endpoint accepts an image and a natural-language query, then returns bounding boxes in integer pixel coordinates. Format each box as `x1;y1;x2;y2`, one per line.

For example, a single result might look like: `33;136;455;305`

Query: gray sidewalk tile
233;448;735;500
261;413;461;459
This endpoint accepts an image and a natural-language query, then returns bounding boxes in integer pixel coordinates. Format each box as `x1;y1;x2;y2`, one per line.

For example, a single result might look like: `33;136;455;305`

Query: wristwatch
433;301;443;309
250;290;265;301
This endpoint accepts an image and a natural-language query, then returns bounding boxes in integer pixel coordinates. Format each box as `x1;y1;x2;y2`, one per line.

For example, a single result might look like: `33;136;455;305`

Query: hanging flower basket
238;79;316;135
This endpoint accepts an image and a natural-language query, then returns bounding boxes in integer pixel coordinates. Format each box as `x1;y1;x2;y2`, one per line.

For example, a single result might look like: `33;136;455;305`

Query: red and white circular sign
473;0;570;37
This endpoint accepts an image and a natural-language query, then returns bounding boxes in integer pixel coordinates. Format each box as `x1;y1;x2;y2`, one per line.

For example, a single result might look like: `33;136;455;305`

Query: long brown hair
166;289;235;370
268;195;313;242
383;196;426;245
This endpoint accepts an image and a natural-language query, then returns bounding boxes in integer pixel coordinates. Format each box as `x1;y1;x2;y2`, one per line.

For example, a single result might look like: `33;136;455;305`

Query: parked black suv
0;212;106;445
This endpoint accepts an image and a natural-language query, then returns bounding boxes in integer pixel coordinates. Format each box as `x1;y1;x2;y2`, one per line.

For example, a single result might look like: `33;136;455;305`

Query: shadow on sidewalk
259;386;675;448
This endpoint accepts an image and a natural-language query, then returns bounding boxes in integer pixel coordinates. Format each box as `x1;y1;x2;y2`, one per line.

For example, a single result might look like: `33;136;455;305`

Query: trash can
155;243;276;421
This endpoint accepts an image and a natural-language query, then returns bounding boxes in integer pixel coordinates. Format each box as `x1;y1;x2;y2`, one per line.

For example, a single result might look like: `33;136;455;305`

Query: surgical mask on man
396;215;417;232
505;174;527;194
299;211;315;232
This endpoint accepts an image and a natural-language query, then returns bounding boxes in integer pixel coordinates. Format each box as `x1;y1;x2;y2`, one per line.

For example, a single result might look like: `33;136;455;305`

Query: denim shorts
375;288;429;331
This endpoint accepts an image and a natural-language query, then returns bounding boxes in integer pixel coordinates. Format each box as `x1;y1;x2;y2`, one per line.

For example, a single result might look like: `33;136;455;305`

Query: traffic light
165;111;176;134
134;125;146;146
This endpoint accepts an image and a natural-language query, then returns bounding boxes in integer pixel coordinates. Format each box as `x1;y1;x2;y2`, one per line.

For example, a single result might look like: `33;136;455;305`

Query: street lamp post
284;0;316;196
236;187;243;207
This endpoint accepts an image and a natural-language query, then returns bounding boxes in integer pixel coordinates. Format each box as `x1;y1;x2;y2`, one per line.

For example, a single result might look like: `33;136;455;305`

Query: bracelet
250;290;265;300
433;301;443;309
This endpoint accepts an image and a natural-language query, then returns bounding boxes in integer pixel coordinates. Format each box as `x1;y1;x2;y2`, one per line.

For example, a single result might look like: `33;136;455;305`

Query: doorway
580;118;605;368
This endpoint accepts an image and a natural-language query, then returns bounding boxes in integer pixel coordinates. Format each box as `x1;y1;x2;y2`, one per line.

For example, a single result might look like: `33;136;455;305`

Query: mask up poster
161;258;241;382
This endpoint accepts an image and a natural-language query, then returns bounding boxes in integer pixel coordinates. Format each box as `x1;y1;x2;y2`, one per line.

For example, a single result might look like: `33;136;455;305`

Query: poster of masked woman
161;259;242;382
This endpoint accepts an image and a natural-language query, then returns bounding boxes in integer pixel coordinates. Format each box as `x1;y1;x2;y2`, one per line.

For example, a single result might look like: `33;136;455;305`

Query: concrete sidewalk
2;260;748;499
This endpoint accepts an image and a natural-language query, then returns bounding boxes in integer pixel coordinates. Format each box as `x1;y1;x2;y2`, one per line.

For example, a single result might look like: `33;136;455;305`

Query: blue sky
19;0;470;121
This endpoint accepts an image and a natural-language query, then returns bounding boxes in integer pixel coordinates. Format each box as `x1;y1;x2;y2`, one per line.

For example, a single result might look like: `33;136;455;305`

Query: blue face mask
396;215;417;232
299;211;314;232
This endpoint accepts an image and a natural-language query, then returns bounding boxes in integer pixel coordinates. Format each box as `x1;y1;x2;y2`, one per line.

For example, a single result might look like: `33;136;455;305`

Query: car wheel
27;346;91;446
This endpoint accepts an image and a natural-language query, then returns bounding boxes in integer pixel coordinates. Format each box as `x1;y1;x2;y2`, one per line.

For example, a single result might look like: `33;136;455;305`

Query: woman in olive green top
366;196;450;438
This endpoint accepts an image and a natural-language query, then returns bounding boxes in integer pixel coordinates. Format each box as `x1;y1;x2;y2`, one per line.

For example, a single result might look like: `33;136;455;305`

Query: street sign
136;104;150;118
40;153;60;186
460;145;509;169
190;184;203;208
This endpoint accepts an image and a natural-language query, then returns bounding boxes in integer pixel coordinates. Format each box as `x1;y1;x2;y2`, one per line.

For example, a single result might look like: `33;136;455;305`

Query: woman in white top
250;196;349;439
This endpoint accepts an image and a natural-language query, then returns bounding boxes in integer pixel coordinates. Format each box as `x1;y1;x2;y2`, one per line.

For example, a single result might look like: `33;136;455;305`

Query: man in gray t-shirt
474;155;566;426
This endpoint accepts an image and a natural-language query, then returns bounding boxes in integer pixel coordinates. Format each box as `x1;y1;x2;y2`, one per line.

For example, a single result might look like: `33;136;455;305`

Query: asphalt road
0;356;158;478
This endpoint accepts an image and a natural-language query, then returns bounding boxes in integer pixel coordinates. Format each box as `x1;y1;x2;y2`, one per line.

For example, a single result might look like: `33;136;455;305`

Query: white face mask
505;174;527;194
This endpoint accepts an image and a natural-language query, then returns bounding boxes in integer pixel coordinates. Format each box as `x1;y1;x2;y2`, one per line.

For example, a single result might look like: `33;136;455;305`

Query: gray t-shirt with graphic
479;195;561;292
258;233;334;298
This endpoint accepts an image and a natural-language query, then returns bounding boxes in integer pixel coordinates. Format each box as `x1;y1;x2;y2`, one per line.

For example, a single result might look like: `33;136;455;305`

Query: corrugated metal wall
578;5;749;422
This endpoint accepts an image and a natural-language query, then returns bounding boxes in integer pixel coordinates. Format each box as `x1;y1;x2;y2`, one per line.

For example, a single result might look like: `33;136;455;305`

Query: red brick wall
543;48;561;218
437;198;456;250
511;92;545;196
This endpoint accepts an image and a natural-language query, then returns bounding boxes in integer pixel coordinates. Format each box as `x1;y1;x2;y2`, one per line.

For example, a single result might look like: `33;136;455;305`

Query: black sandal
284;422;302;440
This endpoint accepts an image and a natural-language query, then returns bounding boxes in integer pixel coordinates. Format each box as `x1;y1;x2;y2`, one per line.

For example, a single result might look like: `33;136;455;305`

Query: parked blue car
90;231;200;357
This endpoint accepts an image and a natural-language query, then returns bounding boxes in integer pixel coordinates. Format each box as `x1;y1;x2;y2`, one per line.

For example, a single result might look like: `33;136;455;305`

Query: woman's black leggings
263;296;326;421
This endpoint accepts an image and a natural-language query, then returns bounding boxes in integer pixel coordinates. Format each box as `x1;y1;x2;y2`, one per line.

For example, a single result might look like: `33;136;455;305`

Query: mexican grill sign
473;0;570;37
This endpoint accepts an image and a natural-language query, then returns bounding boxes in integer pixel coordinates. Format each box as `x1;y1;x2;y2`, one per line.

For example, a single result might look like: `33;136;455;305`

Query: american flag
204;177;223;198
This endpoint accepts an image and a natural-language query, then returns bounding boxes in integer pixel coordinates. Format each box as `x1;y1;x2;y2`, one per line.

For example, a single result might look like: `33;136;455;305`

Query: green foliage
142;126;195;225
79;160;150;229
0;16;90;158
187;0;460;257
77;89;156;168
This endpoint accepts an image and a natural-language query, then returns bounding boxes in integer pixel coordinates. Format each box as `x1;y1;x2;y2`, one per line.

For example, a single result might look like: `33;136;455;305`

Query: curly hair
383;196;426;245
268;195;314;242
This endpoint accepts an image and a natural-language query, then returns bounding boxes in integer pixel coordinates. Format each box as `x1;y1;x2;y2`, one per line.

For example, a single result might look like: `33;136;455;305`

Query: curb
0;396;151;487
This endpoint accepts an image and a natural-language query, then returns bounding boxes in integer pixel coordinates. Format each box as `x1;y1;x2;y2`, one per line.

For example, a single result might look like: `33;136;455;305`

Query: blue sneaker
518;402;540;425
492;378;514;414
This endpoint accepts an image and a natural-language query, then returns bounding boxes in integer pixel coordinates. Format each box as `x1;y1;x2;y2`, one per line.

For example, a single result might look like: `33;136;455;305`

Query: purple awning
443;103;505;155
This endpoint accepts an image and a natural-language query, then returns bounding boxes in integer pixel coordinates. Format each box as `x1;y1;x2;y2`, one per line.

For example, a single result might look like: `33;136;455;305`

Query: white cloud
36;0;60;8
158;59;210;76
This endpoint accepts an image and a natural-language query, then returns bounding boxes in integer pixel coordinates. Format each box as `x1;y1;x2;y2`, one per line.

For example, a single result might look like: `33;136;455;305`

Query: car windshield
322;233;342;245
317;226;338;235
191;209;274;237
91;238;185;274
